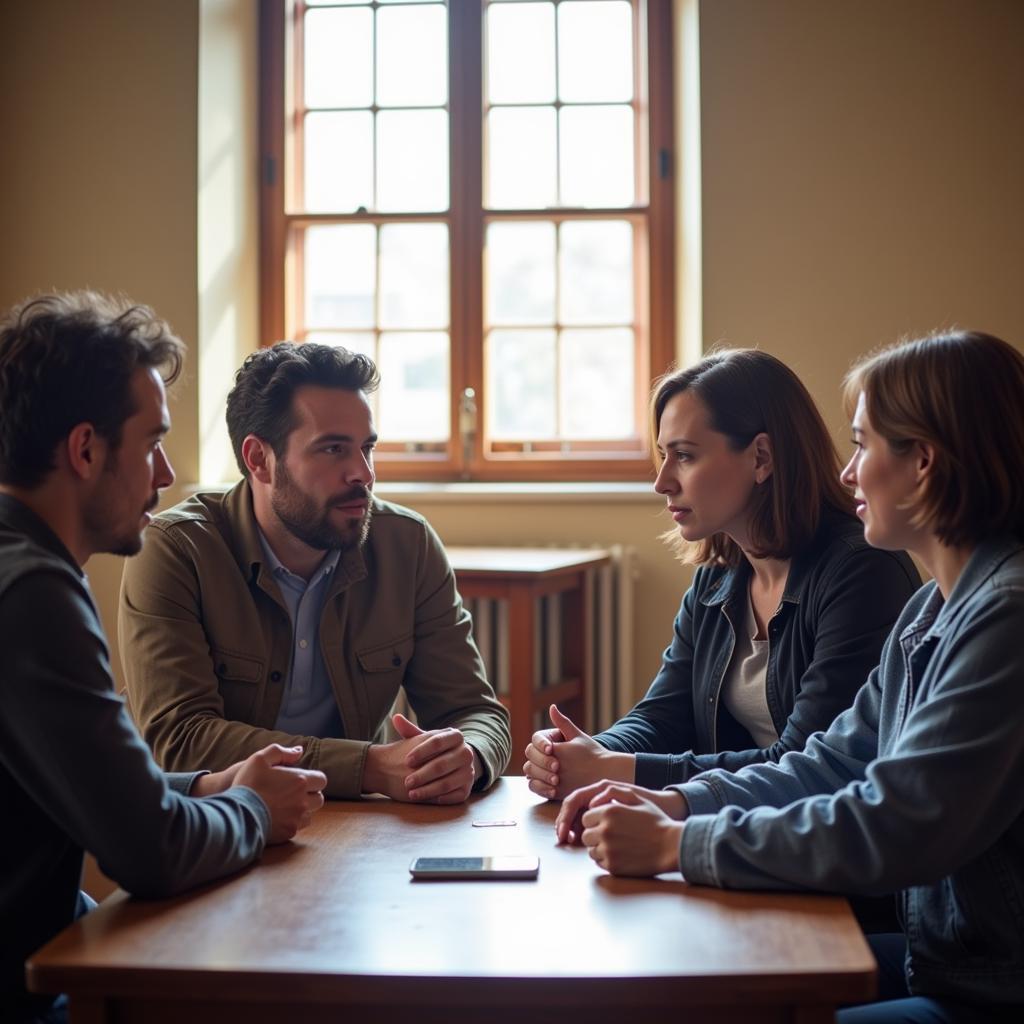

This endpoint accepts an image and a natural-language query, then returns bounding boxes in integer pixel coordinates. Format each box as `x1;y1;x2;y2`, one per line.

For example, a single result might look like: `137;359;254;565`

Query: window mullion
448;1;484;478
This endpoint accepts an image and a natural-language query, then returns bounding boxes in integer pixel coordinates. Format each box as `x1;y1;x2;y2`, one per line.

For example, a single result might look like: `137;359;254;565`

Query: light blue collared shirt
258;531;344;739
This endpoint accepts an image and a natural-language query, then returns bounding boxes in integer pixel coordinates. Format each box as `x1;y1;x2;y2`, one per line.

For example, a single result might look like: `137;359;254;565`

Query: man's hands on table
363;712;481;804
192;743;327;844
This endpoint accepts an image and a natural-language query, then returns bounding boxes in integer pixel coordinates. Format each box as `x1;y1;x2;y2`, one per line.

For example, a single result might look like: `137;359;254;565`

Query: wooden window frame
259;0;675;482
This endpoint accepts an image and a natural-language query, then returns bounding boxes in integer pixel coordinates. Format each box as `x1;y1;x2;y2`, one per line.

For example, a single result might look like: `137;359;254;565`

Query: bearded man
120;342;510;802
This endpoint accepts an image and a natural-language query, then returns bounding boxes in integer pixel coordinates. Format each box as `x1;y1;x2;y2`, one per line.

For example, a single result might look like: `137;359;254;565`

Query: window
260;0;674;480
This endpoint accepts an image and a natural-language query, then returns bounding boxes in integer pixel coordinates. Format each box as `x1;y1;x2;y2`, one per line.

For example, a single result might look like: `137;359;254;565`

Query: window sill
183;480;661;505
374;481;661;504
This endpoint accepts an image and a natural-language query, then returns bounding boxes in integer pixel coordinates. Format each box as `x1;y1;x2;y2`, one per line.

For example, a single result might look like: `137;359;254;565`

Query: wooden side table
446;547;611;768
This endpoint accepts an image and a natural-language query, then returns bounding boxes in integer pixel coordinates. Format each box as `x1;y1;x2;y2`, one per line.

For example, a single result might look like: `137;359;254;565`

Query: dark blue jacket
596;511;920;786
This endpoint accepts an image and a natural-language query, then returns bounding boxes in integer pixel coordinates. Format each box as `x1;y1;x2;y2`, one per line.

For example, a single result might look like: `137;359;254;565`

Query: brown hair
843;331;1024;547
652;348;853;566
0;291;184;488
226;341;380;478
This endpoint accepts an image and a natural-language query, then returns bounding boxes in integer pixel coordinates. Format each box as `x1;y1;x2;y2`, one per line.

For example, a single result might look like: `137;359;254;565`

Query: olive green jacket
118;481;510;798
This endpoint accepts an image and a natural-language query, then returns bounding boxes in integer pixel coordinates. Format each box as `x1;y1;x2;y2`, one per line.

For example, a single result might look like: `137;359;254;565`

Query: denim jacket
675;537;1024;1005
595;511;919;786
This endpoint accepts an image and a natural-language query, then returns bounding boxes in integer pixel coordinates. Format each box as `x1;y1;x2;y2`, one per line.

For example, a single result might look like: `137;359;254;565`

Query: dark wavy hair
0;291;184;488
652;348;854;566
226;341;380;477
844;330;1024;546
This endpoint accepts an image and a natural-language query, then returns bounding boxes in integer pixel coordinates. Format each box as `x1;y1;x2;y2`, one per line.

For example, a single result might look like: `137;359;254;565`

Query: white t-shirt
720;589;779;749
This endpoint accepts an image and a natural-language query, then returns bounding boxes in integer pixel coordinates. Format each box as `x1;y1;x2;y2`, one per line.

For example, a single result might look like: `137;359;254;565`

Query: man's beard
271;459;372;553
83;452;159;558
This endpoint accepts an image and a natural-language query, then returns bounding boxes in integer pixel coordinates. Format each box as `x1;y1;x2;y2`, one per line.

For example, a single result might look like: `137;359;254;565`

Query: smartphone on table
408;856;539;880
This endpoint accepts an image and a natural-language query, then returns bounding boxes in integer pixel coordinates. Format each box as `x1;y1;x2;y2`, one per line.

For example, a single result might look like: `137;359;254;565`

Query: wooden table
447;546;611;763
27;778;876;1023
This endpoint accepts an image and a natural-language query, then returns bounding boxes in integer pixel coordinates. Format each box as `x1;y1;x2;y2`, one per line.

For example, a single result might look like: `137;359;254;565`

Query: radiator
464;545;637;734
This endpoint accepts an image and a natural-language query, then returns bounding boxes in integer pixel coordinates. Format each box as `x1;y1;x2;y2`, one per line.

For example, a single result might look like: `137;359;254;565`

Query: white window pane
487;3;555;104
304;111;373;213
560;328;634;438
304;225;377;329
559;106;634;207
559;220;633;325
377;110;448;212
486;221;556;326
304;332;377;362
378;332;450;441
304;8;373;108
379;223;449;329
487;107;557;209
558;1;633;102
488;329;557;439
377;4;447;108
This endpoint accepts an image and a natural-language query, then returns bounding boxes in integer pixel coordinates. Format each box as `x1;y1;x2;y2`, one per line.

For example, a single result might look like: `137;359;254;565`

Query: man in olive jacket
120;342;510;801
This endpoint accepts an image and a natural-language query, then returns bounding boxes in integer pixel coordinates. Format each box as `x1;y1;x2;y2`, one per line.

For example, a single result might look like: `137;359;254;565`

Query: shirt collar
256;526;341;586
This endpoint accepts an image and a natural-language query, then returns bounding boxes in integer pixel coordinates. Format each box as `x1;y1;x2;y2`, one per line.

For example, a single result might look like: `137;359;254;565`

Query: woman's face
654;389;770;545
840;392;924;550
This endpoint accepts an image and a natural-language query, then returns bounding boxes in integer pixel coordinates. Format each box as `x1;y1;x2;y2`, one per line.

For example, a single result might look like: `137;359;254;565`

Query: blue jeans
837;934;1022;1023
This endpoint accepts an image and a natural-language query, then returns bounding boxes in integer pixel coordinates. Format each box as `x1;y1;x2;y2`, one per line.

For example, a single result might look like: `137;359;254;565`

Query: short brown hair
226;341;380;477
652;349;853;566
844;331;1024;547
0;291;184;488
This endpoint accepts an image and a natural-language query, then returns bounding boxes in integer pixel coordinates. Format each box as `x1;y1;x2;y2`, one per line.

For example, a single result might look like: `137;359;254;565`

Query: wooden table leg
506;585;535;769
561;571;587;728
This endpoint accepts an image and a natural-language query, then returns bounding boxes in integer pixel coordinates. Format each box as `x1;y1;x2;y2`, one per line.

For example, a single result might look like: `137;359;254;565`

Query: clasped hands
554;778;688;877
191;743;327;845
363;712;481;805
523;704;687;877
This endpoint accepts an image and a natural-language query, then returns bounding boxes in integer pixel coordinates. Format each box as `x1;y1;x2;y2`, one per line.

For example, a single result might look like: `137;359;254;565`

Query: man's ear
752;432;774;485
65;423;104;481
242;435;273;484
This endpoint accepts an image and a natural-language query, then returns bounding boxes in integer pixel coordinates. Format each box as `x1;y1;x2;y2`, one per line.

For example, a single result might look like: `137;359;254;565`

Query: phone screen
409;856;540;880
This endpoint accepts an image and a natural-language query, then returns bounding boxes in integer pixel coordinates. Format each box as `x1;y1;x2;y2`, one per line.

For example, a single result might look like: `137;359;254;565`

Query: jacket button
392;655;401;667
270;671;282;682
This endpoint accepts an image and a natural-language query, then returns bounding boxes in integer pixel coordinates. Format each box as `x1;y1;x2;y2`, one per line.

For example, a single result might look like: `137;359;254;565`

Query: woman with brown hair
524;348;919;798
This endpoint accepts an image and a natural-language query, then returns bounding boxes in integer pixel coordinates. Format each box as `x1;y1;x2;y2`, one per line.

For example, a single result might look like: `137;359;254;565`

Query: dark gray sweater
0;495;269;1022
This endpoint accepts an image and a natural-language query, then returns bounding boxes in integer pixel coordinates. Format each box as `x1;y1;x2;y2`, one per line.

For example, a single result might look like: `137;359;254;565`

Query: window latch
459;387;477;475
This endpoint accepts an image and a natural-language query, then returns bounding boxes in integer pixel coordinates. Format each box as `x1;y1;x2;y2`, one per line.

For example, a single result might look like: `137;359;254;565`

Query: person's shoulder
990;543;1024;585
969;542;1024;603
368;496;433;536
148;488;228;534
813;510;918;579
0;550;95;639
0;529;81;600
366;497;447;567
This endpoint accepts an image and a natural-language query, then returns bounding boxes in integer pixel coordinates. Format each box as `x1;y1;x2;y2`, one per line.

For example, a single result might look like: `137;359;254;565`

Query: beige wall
0;0;200;684
1;0;1022;707
698;0;1024;442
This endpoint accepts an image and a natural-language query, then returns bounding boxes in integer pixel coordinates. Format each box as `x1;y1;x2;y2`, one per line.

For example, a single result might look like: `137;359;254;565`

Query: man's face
269;386;377;553
84;367;175;556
